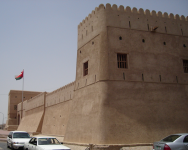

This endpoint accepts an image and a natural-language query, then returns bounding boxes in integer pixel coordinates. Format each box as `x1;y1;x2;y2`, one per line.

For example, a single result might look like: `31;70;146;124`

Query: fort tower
64;4;188;144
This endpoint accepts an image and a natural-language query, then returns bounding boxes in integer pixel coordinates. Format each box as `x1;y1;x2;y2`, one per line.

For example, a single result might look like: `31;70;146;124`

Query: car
7;131;31;149
153;133;188;150
24;136;71;150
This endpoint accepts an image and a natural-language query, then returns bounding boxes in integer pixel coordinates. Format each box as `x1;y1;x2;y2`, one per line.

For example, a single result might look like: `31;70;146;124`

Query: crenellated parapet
17;102;22;112
23;100;27;110
26;92;47;111
17;100;28;112
79;3;188;27
77;4;107;49
78;3;188;48
45;81;75;107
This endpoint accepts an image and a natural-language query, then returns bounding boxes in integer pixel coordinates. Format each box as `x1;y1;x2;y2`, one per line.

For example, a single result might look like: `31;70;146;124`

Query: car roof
32;137;57;139
172;133;188;135
11;131;28;133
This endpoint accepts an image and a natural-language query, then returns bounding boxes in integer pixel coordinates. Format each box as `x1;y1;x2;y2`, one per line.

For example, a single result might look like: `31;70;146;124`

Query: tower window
83;61;88;76
183;60;188;73
117;54;127;68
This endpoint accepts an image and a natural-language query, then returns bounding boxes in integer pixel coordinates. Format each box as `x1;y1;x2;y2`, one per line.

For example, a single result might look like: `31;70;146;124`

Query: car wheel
7;142;9;148
23;146;27;150
11;143;14;150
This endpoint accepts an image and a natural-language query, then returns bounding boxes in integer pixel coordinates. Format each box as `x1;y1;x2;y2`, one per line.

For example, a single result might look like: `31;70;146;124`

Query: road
0;141;10;150
0;141;89;150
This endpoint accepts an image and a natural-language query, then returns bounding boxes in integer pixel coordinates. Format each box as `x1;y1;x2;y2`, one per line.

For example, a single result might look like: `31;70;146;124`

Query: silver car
7;131;31;149
153;133;188;150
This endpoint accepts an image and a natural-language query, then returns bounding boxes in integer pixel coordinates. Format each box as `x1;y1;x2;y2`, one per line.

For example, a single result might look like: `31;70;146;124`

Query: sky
0;0;188;125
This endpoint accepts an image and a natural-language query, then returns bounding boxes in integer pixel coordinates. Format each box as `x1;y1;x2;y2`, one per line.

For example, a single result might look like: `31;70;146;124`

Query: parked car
24;136;71;150
153;133;188;150
7;131;31;149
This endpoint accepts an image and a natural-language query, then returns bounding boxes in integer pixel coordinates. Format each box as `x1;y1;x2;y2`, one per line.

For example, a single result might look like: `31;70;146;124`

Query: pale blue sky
0;0;188;125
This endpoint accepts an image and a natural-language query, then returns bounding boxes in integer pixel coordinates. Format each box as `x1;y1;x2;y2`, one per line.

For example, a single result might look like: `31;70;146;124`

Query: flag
15;70;24;80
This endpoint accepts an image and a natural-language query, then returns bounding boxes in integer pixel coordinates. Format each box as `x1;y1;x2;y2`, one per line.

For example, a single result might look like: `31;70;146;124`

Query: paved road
0;141;88;150
0;141;10;150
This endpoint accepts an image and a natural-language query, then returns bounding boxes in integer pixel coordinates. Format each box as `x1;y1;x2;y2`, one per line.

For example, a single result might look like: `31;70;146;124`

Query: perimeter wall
17;92;46;133
41;82;74;136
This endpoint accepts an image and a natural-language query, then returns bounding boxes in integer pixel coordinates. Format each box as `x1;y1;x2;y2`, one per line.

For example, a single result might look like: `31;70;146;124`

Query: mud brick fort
5;3;188;149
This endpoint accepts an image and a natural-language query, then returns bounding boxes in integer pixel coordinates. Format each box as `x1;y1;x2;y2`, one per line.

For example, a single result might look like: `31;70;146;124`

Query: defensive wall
6;3;188;150
17;100;27;124
17;92;46;133
16;82;75;136
41;82;75;136
64;3;188;145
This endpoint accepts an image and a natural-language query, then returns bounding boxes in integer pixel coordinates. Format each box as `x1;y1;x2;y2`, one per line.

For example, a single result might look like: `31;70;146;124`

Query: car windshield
38;138;61;145
13;132;30;138
161;135;181;142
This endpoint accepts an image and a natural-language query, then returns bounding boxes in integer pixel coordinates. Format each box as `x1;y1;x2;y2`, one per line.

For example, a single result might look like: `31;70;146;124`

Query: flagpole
22;69;24;119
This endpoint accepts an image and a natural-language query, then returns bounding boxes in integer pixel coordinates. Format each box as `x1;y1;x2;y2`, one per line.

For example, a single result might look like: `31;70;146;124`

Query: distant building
6;3;188;149
5;90;42;131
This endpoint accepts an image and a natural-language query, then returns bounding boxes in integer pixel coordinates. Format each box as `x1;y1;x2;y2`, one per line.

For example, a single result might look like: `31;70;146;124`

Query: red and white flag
15;70;24;80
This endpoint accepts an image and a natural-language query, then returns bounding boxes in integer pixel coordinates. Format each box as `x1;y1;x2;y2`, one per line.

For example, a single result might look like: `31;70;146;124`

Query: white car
7;131;31;149
24;136;71;150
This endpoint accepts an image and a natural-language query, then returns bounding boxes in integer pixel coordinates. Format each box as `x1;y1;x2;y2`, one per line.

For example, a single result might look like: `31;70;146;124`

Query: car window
183;135;188;143
13;132;30;138
8;132;12;138
29;138;35;144
33;138;37;145
161;135;181;142
38;138;60;145
8;132;12;136
51;138;60;144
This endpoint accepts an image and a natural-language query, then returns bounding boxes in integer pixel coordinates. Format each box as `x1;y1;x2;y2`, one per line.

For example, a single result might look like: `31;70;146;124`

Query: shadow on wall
101;81;188;144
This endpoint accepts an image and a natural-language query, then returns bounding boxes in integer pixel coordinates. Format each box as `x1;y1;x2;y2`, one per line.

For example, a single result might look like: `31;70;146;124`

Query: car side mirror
8;135;12;138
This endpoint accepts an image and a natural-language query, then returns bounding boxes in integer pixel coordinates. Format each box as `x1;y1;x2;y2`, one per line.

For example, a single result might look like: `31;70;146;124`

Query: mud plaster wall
41;100;72;136
17;92;46;132
41;82;75;136
17;106;44;132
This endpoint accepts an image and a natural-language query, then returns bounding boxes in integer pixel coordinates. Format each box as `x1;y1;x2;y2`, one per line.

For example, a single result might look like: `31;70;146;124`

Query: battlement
17;102;22;111
78;3;188;47
45;81;75;107
46;81;75;96
17;100;27;111
79;3;187;28
26;92;46;111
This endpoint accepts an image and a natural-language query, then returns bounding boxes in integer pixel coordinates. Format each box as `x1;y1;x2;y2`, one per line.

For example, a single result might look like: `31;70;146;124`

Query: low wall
17;106;44;132
41;100;72;136
17;92;46;133
41;82;75;136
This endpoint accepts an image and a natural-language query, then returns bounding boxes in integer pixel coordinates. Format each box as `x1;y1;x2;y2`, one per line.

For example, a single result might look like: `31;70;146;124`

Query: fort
5;3;188;150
